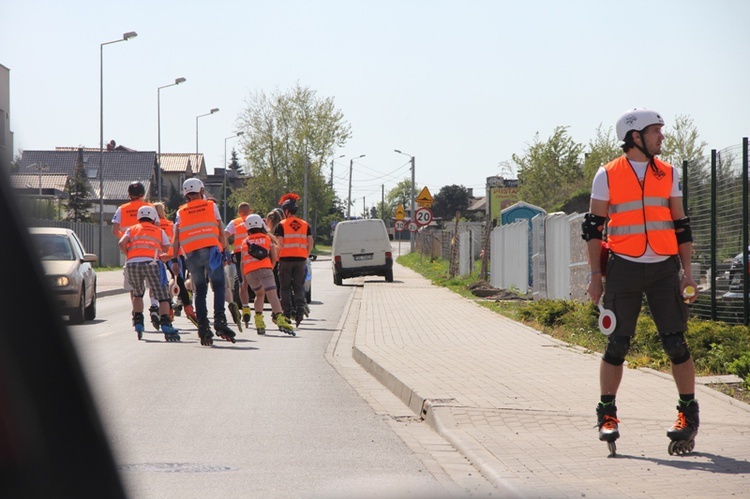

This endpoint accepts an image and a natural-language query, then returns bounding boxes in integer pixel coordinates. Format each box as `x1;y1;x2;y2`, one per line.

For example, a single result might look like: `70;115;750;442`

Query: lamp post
347;154;365;219
195;108;219;181
157;77;186;201
330;154;345;187
394;149;415;251
223;131;244;221
99;30;137;262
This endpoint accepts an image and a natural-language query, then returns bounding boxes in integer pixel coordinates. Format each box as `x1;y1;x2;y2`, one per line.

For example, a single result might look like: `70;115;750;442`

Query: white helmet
137;205;157;222
615;108;665;142
245;213;266;231
182;178;204;195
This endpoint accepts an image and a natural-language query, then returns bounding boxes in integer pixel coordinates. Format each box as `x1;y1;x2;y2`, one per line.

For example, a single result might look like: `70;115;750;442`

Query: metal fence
420;138;750;324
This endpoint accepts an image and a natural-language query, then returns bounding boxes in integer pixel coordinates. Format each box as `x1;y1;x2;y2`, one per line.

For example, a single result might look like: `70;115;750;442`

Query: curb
99;288;127;298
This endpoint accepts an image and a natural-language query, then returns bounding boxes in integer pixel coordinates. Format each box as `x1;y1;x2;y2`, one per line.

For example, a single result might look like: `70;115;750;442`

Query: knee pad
602;335;631;366
661;332;691;365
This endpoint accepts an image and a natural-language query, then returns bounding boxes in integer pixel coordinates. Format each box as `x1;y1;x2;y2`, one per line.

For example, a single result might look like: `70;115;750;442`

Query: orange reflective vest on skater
160;218;175;259
605;155;678;257
119;200;150;232
278;216;309;259
242;233;273;275
231;217;249;254
177;200;221;254
126;223;164;261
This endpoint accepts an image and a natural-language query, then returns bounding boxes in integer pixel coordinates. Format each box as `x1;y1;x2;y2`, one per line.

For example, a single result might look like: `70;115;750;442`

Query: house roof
17;150;155;202
10;174;69;192
159;153;204;175
468;196;486;212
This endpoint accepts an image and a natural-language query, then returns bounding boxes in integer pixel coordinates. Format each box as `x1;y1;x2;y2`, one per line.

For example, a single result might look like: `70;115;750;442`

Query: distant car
332;219;393;285
30;227;98;323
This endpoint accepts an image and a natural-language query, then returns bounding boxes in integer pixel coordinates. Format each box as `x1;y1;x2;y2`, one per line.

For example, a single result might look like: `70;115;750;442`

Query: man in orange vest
274;193;313;327
224;202;252;328
583;108;699;456
171;178;234;346
111;181;163;329
118;205;180;341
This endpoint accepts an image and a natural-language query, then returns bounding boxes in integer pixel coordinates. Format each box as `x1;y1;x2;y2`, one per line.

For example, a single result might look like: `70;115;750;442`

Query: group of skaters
114;178;313;346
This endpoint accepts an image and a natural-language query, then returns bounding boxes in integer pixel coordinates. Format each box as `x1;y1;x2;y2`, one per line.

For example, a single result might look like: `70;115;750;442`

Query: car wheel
70;289;85;324
84;283;97;321
385;269;394;282
333;272;342;286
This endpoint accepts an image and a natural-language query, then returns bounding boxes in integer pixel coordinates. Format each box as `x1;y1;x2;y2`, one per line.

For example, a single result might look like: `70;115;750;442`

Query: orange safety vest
119;200;150;232
126;223;164;260
160;218;174;259
605;156;678;257
177;199;221;254
231;217;249;254
278;216;309;259
242;233;273;275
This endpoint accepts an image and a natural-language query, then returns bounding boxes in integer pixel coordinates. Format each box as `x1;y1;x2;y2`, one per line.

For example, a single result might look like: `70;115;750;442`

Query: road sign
394;204;405;220
407;221;418;232
416;186;433;208
394;220;405;232
415;207;433;226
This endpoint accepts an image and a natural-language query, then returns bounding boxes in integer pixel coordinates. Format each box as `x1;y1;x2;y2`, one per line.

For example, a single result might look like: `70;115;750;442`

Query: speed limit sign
394;220;405;232
408;221;418;232
415;207;433;226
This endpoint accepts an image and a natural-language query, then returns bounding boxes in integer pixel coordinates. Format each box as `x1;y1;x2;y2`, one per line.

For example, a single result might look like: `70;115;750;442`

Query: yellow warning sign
394;204;405;220
416;186;433;208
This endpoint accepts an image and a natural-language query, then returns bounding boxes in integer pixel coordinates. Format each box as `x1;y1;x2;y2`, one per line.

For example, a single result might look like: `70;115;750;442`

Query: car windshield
34;234;75;261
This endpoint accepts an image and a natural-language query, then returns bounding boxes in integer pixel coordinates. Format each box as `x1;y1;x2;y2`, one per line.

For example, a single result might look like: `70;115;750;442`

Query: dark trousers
278;259;306;316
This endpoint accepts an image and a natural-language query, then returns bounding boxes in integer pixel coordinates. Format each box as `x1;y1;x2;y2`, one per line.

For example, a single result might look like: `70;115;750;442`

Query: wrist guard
674;217;693;244
581;213;606;241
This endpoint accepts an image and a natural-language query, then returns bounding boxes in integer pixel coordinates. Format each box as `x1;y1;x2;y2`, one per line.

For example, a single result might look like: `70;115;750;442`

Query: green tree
512;126;585;211
232;83;351;232
386;178;418;218
228;148;242;175
64;149;93;222
583;124;621;185
432;184;470;220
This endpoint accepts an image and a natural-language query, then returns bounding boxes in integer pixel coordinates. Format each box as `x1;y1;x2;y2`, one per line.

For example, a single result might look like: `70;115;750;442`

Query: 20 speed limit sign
407;221;418;232
394;220;405;232
415;207;433;226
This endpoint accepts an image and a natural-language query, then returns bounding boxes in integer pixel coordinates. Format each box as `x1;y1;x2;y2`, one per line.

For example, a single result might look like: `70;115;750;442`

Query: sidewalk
97;269;128;298
348;262;750;498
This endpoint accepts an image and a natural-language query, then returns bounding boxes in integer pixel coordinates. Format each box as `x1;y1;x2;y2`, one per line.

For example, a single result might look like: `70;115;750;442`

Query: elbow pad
674;217;693;244
581;213;606;241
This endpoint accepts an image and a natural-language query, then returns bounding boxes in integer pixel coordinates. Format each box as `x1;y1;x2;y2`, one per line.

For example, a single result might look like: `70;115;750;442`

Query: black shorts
603;255;688;337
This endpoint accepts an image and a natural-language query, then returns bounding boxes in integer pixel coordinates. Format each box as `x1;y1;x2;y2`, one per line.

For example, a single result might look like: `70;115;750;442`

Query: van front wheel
384;269;393;283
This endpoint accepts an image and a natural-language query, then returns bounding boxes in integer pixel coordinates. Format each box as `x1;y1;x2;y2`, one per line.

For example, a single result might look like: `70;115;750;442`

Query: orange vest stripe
126;224;163;260
278;217;309;258
232;217;248;254
242;234;273;274
606;156;677;257
177;200;221;253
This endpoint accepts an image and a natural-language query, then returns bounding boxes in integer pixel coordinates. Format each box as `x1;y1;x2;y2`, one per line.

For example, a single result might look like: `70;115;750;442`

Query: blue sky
2;0;749;212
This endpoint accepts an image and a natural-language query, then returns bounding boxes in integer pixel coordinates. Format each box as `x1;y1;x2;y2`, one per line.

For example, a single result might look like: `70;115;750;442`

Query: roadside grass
397;252;750;402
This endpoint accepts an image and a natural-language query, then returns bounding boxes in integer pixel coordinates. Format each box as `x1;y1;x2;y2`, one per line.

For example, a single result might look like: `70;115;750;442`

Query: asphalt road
66;258;468;499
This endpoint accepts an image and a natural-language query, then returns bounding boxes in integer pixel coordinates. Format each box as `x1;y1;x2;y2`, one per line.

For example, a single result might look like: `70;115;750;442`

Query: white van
332;219;393;285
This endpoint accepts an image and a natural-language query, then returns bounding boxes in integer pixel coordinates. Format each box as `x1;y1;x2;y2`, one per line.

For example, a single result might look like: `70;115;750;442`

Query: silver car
30;227;98;323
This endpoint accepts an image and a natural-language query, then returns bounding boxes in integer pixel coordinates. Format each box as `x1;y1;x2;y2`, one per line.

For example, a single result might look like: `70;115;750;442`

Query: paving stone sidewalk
350;262;750;498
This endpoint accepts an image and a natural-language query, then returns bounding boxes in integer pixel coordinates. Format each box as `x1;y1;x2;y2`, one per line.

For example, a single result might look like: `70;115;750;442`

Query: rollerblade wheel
607;441;617;458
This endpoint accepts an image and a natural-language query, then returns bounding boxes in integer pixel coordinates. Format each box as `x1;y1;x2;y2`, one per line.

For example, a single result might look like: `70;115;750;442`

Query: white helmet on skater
182;178;204;196
245;213;266;231
615;108;665;142
137;205;157;222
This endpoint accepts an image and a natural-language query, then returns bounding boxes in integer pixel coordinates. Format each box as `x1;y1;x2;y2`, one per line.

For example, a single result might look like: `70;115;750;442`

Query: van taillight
386;252;392;259
334;255;341;263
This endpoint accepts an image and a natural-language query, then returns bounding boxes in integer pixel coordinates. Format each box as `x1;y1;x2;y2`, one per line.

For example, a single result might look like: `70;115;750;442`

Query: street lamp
223;131;244;221
99;30;137;262
195;108;219;177
330;154;345;187
347;154;365;219
157;77;186;201
394;149;415;251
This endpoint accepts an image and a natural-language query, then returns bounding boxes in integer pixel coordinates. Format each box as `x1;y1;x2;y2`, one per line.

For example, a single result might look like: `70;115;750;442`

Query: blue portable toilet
500;201;546;286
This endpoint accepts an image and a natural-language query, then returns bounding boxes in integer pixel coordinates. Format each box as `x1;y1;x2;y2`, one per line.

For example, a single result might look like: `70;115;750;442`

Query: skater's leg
185;250;209;322
209;262;226;320
278;262;293;317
